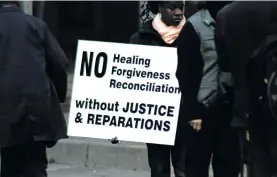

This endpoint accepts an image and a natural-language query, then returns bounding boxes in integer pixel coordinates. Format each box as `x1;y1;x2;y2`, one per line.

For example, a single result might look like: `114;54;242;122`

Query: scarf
152;13;186;44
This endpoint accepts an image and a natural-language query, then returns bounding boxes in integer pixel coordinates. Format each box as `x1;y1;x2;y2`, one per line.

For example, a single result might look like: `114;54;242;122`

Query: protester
128;1;186;177
215;2;277;177
0;1;69;177
176;1;240;177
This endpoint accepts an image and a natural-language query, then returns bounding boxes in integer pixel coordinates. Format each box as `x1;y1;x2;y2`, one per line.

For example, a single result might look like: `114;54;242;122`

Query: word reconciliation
110;80;180;94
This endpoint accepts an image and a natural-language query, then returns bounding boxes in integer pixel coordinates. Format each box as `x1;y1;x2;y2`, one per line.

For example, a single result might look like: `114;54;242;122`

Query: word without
76;98;119;112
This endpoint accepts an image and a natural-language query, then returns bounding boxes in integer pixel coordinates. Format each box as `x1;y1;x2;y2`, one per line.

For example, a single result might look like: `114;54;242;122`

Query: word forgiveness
79;51;180;94
74;98;175;132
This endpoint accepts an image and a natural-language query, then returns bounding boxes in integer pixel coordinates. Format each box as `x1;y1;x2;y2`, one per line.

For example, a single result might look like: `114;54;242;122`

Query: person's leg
184;119;213;177
171;129;186;177
212;102;241;177
1;140;48;177
21;141;48;177
248;104;272;177
146;143;171;177
212;129;240;177
1;144;24;177
268;115;277;176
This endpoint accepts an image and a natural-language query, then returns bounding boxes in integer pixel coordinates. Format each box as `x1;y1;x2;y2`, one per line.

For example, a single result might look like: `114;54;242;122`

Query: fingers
189;119;202;131
264;78;268;84
246;131;250;141
193;122;201;131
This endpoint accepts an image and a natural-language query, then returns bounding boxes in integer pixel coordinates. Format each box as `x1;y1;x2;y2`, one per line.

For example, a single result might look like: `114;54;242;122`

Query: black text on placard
79;51;108;78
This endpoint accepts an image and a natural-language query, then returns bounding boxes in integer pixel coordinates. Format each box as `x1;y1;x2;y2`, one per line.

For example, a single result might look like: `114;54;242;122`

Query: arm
215;10;231;72
176;22;205;122
44;23;69;103
129;32;141;44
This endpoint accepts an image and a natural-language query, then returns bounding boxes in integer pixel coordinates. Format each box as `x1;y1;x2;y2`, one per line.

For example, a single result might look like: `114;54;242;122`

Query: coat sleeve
44;23;69;103
176;21;206;122
129;32;142;44
215;9;231;72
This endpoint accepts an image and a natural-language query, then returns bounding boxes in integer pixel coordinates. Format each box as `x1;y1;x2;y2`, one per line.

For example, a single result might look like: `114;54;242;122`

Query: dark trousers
147;130;185;177
1;141;48;177
184;102;241;177
247;99;277;177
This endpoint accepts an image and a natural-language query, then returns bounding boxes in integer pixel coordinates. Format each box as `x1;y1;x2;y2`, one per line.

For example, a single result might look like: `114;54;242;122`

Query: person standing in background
215;2;277;177
129;1;186;177
176;1;240;177
0;1;69;177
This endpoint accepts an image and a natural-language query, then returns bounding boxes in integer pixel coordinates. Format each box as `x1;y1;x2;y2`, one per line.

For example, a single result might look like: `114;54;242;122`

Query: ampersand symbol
75;112;83;123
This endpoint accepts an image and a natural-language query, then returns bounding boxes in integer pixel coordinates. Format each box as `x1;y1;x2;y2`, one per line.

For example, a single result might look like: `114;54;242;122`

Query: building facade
21;1;141;62
19;1;198;63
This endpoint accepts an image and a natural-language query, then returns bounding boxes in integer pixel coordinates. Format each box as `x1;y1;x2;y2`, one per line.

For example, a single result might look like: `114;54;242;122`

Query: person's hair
147;1;163;14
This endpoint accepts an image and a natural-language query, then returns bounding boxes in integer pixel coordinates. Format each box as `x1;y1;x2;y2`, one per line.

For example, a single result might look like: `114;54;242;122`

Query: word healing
113;54;151;68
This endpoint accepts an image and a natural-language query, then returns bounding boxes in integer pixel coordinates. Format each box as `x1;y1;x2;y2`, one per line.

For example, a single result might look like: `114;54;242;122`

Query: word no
80;51;108;78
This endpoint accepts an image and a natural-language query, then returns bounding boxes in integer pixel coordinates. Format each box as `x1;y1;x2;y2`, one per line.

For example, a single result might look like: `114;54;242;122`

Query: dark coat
0;6;69;148
176;20;206;122
215;1;277;122
215;1;277;174
176;3;232;122
129;19;185;130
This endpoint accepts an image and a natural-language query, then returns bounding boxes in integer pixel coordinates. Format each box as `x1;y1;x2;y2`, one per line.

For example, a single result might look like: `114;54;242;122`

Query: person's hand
189;119;202;131
246;131;250;141
109;137;121;144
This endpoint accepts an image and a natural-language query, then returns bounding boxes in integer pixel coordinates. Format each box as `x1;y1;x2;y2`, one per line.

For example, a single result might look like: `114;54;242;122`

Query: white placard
67;40;181;145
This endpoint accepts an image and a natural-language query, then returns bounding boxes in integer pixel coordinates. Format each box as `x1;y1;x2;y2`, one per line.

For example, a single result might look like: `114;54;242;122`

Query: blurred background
20;1;199;68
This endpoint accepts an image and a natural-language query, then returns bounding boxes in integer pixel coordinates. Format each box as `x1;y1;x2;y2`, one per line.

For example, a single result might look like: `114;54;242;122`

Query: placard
67;40;181;145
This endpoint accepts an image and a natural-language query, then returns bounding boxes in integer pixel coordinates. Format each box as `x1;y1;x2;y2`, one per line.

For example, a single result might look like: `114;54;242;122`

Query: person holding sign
176;1;240;177
0;1;69;177
128;1;186;177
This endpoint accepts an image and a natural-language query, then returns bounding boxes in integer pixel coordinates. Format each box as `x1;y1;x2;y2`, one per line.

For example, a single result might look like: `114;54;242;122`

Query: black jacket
215;2;277;174
0;6;69;147
215;1;277;123
176;20;211;122
129;19;185;128
176;4;232;122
